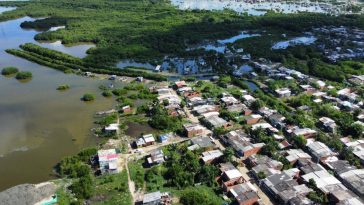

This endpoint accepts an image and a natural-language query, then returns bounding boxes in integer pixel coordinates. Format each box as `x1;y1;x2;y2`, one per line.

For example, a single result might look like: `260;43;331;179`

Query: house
174;81;187;89
142;191;171;205
275;88;291;98
136;76;144;82
261;170;311;204
301;170;343;194
269;113;286;129
122;105;132;114
201;150;223;164
98;149;120;174
227;103;247;113
287;126;317;139
284;149;312;165
135;134;156;147
251;123;279;133
143;134;156;146
338;169;364;198
220;95;239;106
104;123;119;133
220;167;246;191
300;84;316;94
204;115;232;130
183;123;210;138
258;107;277;117
192;104;219;115
319;117;337;133
245;114;262;125
228;183;259;205
242;95;256;106
159;133;174;143
189;136;215;150
340;137;364;165
177;86;192;94
183;90;200;99
297;159;325;175
147;149;165;166
307;141;336;163
247;155;283;178
221;130;265;158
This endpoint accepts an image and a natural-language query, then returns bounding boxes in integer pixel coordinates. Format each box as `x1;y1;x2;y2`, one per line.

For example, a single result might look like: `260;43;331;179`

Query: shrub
57;84;70;90
15;71;32;80
102;90;113;97
82;93;95;101
1;67;18;75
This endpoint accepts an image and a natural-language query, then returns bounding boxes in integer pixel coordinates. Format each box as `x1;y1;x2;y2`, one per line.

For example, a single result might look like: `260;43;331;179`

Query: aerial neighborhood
91;58;364;205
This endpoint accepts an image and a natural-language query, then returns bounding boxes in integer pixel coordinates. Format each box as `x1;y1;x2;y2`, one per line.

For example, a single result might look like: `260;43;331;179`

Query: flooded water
243;80;259;91
0;15;116;190
37;40;95;58
0;6;15;14
117;60;154;69
272;36;317;49
171;0;342;16
125;122;156;138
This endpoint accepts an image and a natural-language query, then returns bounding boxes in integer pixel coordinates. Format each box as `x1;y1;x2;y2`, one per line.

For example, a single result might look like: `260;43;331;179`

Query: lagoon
0;15;115;191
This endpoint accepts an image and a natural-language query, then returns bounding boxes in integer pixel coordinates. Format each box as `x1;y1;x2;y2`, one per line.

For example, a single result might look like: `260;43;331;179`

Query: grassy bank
6;43;167;81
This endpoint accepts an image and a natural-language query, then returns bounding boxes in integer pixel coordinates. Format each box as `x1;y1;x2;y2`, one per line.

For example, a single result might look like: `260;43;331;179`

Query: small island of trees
1;67;19;75
57;84;70;91
15;71;32;80
82;93;95;101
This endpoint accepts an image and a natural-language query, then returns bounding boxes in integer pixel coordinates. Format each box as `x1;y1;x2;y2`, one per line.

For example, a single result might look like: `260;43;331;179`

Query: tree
180;187;222;205
70;175;94;199
1;67;18;75
222;147;235;163
102;90;113;97
348;123;364;139
15;71;32;80
292;135;307;148
82;93;95;101
250;99;263;111
257;171;266;179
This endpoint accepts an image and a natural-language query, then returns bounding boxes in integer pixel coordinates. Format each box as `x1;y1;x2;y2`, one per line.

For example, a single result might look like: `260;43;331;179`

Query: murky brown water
0;15;116;190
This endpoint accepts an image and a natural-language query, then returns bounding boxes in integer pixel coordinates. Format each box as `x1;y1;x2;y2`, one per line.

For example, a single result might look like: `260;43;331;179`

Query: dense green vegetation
6;43;167;81
82;93;95;101
20;17;66;30
180;186;224;205
128;161;145;190
15;71;32;80
57;84;70;90
2;0;364;78
148;102;183;132
1;67;18;75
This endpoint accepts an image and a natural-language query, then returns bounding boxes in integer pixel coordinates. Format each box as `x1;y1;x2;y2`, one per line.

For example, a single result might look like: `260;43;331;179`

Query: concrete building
201;150;223;164
221;130;264;158
142;191;171;205
319;117;337;133
275;88;291;98
98;149;120;174
228;183;259;205
183;123;210;138
147;149;165;166
307;141;336;163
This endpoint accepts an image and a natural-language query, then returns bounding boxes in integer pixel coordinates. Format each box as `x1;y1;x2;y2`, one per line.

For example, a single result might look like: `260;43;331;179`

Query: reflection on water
0;14;115;190
117;60;154;69
0;6;15;14
37;40;95;58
